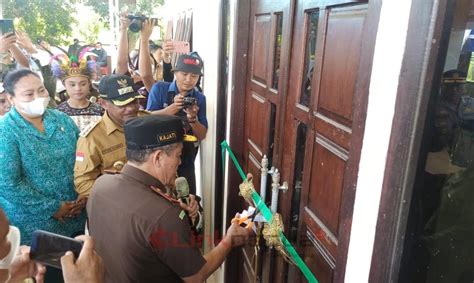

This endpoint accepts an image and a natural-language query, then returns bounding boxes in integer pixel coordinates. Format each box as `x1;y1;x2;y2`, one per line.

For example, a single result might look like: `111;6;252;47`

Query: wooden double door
233;0;376;282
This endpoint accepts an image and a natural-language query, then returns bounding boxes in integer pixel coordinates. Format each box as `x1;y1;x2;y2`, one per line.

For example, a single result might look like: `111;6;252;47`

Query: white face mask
15;97;50;118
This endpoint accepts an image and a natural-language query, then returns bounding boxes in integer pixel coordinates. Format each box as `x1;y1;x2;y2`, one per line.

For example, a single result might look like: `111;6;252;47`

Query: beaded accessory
51;47;97;81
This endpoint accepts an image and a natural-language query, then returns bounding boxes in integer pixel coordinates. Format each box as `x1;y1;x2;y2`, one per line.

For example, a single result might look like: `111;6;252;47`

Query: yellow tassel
239;175;255;204
263;213;296;265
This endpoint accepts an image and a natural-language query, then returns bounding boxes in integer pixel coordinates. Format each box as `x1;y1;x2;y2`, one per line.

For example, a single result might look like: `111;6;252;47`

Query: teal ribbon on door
221;140;318;283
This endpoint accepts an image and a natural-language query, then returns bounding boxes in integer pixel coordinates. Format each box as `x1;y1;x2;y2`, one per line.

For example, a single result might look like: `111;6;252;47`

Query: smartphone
172;41;190;54
0;19;14;35
30;230;83;269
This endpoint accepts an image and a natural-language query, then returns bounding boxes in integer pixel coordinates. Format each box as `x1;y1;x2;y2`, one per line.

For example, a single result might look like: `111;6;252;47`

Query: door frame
331;0;382;281
369;0;454;282
224;0;251;282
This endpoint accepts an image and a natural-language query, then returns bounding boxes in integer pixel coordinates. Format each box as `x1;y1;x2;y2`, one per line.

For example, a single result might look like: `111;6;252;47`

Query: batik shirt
0;108;86;244
56;101;104;132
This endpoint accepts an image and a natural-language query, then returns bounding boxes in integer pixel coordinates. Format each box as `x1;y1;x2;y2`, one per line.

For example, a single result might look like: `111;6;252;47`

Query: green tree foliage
84;0;164;21
3;0;163;46
83;0;109;22
133;0;164;15
3;0;79;45
75;11;105;45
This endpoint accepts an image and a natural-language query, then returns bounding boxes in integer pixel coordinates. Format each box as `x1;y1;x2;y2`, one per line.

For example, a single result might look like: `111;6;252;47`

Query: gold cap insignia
117;79;129;88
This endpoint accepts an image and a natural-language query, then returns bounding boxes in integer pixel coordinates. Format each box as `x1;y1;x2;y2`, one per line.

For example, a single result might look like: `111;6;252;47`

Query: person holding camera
0;31;29;78
115;13;172;92
0;208;46;283
146;53;208;195
115;12;158;110
0;208;104;283
138;18;162;92
115;12;132;76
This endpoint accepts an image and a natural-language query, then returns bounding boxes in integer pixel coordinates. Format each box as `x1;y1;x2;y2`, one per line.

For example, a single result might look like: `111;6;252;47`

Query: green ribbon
221;140;246;180
221;140;318;283
221;145;226;176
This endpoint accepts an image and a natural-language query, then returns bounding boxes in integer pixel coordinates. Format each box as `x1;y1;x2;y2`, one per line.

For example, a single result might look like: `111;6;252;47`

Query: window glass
299;11;319;107
289;123;307;242
400;1;474;281
271;13;283;90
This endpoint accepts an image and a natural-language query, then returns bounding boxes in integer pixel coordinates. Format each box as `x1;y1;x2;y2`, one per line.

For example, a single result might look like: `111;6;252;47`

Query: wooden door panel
279;1;368;282
252;14;272;84
237;0;372;282
247;93;271;157
246;152;263;190
316;6;367;126
242;1;292;282
304;207;338;257
308;136;348;235
249;80;268;96
314;116;351;149
303;228;335;283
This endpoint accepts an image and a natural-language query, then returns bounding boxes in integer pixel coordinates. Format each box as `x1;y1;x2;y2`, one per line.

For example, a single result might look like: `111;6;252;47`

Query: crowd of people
0;14;252;283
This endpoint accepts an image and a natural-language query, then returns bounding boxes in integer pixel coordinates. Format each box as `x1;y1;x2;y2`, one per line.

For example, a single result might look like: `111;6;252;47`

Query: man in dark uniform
431;69;467;152
421;70;474;282
87;115;251;282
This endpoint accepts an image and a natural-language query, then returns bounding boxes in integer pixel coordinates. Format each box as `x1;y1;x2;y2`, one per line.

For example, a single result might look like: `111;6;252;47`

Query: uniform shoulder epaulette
79;119;101;137
150;186;180;204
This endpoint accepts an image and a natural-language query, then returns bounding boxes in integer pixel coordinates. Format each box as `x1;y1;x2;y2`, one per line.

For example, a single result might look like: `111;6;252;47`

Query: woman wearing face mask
53;52;104;132
0;69;86;246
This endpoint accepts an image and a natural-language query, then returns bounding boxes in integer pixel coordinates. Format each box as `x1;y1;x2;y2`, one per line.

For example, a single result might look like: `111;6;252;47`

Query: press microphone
176;177;200;228
175;177;190;205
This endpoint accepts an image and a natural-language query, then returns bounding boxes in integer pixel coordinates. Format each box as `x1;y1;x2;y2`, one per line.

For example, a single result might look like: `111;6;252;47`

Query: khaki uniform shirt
74;111;148;196
87;165;206;282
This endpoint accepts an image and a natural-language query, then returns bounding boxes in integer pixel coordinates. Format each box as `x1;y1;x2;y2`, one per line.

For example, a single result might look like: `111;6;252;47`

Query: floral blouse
56;101;104;132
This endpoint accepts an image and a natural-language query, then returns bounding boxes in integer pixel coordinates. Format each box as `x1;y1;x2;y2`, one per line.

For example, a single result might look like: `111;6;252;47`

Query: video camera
127;14;157;33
